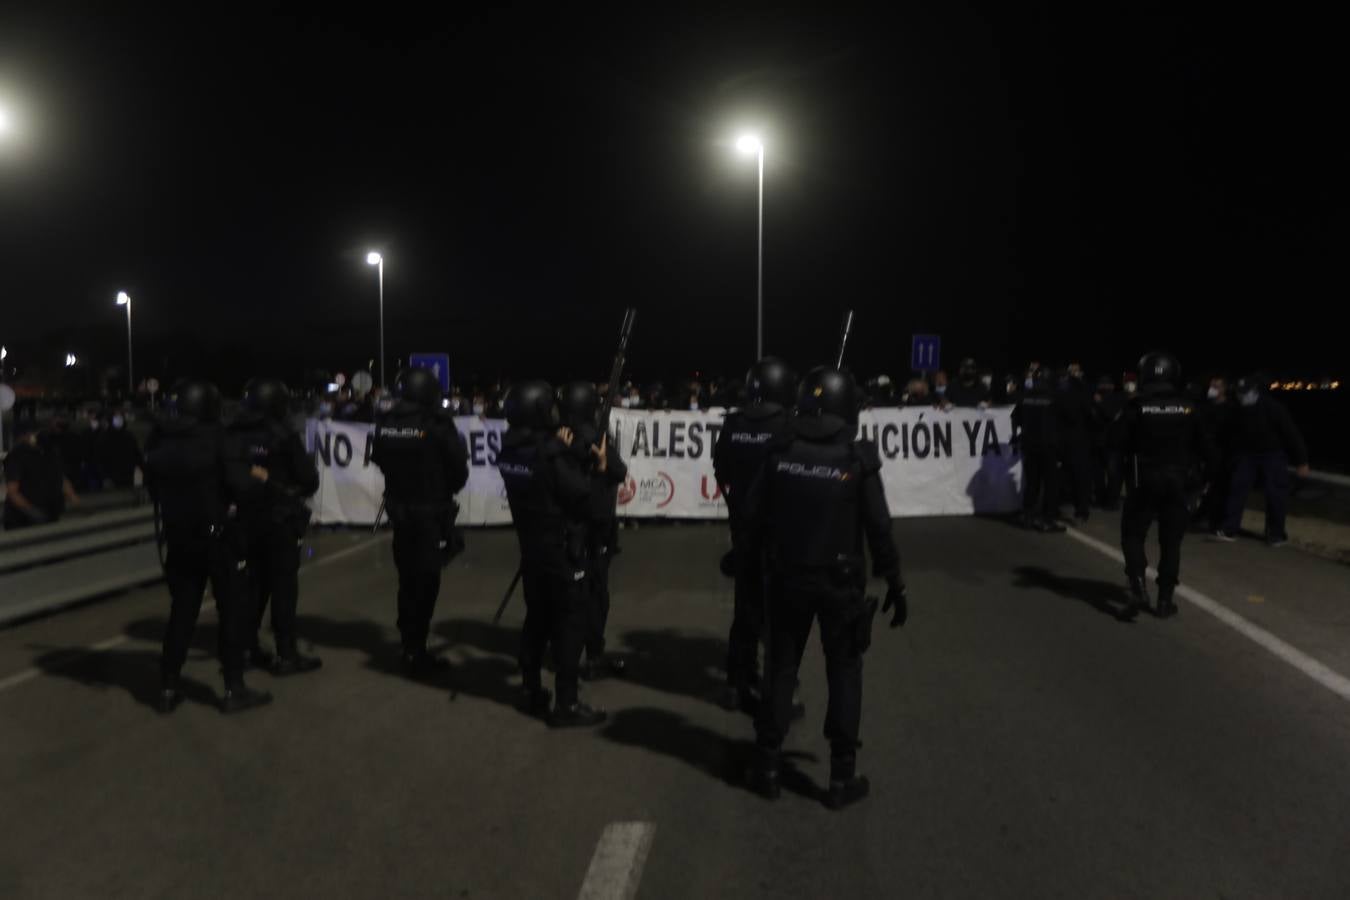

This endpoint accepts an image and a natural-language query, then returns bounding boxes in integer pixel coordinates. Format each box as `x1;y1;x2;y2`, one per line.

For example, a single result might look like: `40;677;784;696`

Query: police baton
493;567;524;624
835;309;855;369
371;498;386;534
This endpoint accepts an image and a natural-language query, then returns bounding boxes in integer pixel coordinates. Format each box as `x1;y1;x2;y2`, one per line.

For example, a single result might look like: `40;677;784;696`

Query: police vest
765;437;870;571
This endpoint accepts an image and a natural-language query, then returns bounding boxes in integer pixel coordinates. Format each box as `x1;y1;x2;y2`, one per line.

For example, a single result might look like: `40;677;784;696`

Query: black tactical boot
157;677;184;715
746;747;781;801
221;681;273;714
548;702;607;729
826;755;870;810
1156;584;1179;618
271;641;322;676
1123;575;1150;619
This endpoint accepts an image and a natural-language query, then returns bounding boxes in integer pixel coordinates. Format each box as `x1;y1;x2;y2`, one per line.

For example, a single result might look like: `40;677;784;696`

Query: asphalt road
2;514;1349;899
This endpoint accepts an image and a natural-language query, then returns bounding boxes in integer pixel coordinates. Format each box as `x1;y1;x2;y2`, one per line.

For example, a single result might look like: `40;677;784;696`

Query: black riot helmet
167;379;222;424
1138;351;1181;391
242;377;291;422
557;380;599;429
796;366;860;424
505;379;557;430
395;367;442;409
745;357;797;407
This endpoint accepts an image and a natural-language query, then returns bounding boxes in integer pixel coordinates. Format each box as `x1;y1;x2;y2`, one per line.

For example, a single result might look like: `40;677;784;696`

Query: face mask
1240;390;1259;407
689;401;699;410
89;420;101;430
472;403;485;416
935;385;947;396
112;415;125;429
319;402;334;417
1124;382;1137;394
980;375;993;389
1207;386;1220;400
1024;378;1034;390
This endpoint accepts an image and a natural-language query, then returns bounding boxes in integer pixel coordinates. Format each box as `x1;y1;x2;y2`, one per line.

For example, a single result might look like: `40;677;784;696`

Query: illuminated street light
734;134;765;359
116;291;134;395
65;353;77;368
366;251;385;389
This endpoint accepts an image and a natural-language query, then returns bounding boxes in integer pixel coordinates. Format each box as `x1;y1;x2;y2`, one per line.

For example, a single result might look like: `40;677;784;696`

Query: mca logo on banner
305;407;1022;526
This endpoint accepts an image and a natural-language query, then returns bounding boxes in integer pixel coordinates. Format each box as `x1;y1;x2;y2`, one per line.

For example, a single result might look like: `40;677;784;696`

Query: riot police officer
712;357;796;712
371;368;469;676
145;379;271;714
556;381;629;680
497;380;606;728
1011;366;1065;532
229;378;322;675
744;367;906;810
1117;352;1217;618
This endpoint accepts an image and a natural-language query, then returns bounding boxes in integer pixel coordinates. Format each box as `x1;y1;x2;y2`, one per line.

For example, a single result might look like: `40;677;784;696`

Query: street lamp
0;106;11;137
116;291;133;395
735;134;765;359
366;251;385;389
65;353;77;368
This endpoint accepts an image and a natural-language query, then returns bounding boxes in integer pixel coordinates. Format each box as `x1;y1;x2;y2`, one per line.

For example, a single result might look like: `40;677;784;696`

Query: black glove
882;579;908;628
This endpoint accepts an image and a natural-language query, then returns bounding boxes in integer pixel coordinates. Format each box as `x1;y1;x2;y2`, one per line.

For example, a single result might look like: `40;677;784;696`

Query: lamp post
735;134;765;360
116;291;133;395
367;252;385;389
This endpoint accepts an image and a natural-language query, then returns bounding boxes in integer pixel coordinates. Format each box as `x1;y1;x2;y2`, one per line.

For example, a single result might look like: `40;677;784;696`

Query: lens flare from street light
0;108;11;135
116;291;130;305
735;134;762;155
366;251;382;266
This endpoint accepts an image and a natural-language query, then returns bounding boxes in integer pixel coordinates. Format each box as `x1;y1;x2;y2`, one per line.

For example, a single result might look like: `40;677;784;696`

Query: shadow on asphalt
31;643;217;711
1011;565;1137;622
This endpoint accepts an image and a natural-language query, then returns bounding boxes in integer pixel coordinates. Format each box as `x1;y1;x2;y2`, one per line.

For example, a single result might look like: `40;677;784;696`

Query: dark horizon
1;7;1343;390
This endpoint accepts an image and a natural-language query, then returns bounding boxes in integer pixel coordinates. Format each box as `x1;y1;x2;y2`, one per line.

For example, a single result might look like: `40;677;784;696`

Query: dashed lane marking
577;821;656;900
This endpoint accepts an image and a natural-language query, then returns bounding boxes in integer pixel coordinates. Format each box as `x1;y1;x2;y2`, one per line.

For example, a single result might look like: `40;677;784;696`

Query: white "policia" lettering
776;461;847;481
380;427;426;439
1141;405;1191;415
730;432;774;444
498;462;533;477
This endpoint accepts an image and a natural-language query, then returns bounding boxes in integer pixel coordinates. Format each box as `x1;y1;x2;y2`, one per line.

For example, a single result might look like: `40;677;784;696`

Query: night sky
1;7;1342;391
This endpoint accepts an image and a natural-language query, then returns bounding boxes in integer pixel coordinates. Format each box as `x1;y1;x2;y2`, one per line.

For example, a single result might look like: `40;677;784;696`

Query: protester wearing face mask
946;358;991;409
1213;376;1310;546
932;370;953;410
1122;372;1138;396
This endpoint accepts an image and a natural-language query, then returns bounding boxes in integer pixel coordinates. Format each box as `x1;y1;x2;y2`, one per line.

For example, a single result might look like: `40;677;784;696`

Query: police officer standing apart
712;357;796;712
229;378;322;675
1117;352;1217;618
371;368;469;677
557;381;629;680
744;367;906;809
145;379;271;714
497;380;607;727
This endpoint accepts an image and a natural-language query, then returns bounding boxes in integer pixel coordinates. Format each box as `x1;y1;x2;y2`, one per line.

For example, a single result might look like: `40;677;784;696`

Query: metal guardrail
1301;469;1350;489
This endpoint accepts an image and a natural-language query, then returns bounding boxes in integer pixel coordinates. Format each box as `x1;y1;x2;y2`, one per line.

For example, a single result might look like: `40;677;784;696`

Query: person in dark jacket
145;379;271;714
3;422;79;529
743;366;906;810
1091;376;1126;510
94;411;144;489
371;368;470;676
712;357;797;712
1055;368;1095;522
946;358;991;408
1195;376;1235;532
1214;376;1310;545
496;379;607;728
1011;367;1064;532
229;378;322;675
557;380;629;680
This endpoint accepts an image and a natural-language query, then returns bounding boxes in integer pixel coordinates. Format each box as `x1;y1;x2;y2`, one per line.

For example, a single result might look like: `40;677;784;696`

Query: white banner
305;407;1022;526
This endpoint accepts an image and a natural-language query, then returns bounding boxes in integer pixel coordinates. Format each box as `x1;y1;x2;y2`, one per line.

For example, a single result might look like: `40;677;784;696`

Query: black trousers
1022;447;1060;519
584;539;614;659
391;509;445;654
247;520;303;654
724;528;764;687
162;533;250;685
1061;437;1093;517
1122;470;1189;589
520;570;587;707
755;576;864;763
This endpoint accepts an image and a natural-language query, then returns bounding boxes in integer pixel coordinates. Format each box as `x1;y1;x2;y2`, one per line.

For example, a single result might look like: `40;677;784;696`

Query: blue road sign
911;334;941;372
409;352;451;394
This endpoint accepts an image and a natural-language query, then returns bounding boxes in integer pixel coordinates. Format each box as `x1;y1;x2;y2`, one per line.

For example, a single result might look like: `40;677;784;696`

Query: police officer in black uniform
1011;367;1065;532
145;379;271;714
371;368;469;677
497;380;607;728
556;380;629;680
1117;352;1217;618
712;357;796;712
229;378;322;675
744;367;906;810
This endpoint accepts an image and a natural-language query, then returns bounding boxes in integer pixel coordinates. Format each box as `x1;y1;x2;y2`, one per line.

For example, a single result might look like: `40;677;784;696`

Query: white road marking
577;821;656;900
1065;527;1350;703
0;536;389;695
